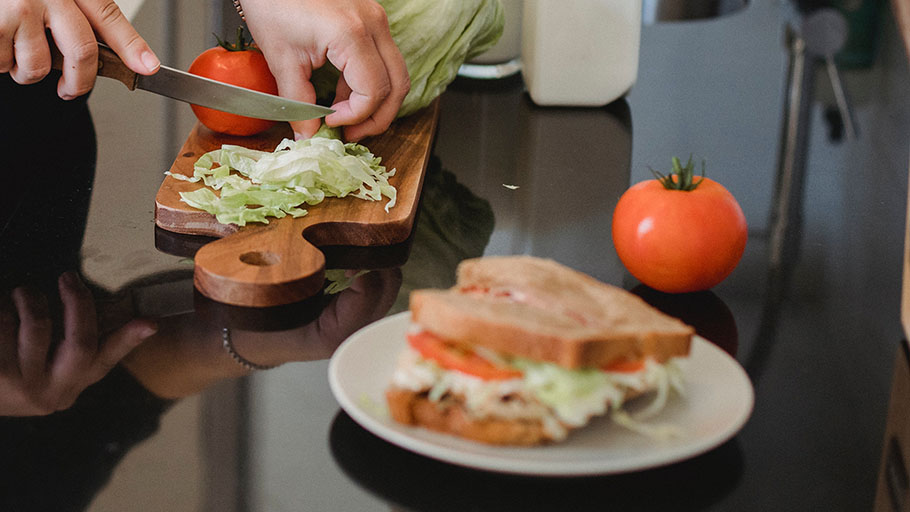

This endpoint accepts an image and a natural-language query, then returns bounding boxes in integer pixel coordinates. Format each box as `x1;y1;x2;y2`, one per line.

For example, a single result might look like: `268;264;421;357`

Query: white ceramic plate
328;312;754;476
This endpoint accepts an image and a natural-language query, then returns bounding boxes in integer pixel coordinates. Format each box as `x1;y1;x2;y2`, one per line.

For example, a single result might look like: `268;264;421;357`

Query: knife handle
95;44;139;90
49;41;139;90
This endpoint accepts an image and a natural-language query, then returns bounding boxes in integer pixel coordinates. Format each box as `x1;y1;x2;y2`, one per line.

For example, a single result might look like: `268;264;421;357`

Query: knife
51;43;333;122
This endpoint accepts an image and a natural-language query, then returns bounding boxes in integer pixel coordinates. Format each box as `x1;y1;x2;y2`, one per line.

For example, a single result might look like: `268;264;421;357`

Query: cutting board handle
193;220;326;307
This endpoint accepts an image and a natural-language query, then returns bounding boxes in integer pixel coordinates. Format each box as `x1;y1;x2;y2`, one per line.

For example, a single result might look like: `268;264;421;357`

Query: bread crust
410;256;693;369
386;388;554;445
386;384;651;446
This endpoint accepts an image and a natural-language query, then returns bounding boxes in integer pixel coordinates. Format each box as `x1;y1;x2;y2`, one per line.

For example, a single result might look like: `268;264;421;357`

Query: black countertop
1;2;909;511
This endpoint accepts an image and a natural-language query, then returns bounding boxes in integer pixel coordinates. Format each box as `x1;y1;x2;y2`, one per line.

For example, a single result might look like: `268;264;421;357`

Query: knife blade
52;43;333;122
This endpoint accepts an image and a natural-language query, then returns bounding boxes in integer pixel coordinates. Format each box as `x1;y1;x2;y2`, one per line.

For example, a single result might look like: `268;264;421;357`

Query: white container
460;0;524;79
521;0;643;106
470;0;523;64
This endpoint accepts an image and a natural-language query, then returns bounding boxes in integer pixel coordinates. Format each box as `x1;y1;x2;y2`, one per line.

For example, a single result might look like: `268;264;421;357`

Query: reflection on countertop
434;74;633;284
329;409;744;512
0;0;907;510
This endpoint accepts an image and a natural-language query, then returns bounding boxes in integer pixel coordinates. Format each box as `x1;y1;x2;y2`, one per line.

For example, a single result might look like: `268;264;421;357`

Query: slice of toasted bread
386;388;555;445
409;256;693;369
386;385;652;446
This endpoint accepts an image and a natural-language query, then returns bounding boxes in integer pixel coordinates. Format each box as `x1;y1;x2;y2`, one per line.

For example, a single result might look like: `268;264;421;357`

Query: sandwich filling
391;326;686;441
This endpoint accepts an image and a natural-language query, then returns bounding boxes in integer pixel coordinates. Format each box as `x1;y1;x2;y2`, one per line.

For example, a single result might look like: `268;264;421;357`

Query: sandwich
385;256;694;445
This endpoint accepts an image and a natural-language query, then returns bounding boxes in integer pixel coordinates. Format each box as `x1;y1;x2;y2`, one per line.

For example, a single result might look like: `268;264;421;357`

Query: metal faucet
768;7;857;274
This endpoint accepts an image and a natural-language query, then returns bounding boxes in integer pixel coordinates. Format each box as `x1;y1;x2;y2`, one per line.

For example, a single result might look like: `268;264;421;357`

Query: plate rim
328;311;755;476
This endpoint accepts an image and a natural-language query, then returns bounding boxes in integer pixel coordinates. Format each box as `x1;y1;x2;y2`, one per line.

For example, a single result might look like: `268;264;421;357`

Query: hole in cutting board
239;251;279;266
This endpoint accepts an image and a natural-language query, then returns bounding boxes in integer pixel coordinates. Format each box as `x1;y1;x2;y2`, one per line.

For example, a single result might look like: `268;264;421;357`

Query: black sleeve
0;366;173;512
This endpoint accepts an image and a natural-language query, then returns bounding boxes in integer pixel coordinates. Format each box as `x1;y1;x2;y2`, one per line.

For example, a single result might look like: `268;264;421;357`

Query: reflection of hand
0;273;158;416
1;0;159;98
124;267;403;399
241;0;410;141
286;268;405;360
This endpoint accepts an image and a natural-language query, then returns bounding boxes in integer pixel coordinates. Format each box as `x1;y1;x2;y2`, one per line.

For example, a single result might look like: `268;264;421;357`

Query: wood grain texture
154;99;440;307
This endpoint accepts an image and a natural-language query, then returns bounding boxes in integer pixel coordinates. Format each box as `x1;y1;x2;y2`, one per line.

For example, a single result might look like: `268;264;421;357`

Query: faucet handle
802;8;858;140
822;54;858;140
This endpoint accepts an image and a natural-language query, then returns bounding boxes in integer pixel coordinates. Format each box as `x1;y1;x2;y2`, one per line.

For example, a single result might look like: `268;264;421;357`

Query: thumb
90;319;158;382
271;65;322;140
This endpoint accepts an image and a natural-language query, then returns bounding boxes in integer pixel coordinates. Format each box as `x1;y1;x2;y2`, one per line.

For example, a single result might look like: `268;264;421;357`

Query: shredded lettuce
612;410;681;440
512;357;687;437
513;359;625;427
324;269;369;295
609;359;686;441
167;137;397;226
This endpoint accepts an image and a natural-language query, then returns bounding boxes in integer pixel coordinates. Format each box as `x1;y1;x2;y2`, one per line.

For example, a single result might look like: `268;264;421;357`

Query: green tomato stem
214;26;253;52
650;155;706;191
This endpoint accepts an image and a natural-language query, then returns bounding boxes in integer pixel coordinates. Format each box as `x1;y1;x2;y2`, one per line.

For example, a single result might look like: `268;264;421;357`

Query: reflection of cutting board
154;99;439;307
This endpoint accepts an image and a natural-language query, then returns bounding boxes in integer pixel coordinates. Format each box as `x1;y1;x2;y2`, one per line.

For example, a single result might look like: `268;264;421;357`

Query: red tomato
407;331;522;381
602;359;646;373
611;157;747;294
188;29;279;136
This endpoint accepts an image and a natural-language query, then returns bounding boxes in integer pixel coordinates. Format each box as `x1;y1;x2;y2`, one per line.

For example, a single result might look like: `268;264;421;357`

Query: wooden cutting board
155;99;439;307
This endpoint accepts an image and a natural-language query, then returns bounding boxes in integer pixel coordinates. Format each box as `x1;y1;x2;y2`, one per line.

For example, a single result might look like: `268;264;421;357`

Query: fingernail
60;271;78;287
141;51;160;73
139;323;158;339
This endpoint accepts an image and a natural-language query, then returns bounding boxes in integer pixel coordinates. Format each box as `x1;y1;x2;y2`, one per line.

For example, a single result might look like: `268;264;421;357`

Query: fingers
333;30;410;141
3;0;156;100
322;21;389;127
75;0;159;75
245;0;409;141
0;273;154;415
0;3;17;74
334;75;353;107
341;268;402;321
271;54;323;140
12;286;53;384
49;272;97;400
45;1;99;99
53;272;155;396
315;268;402;344
89;318;156;384
7;4;52;85
322;8;410;141
368;267;402;316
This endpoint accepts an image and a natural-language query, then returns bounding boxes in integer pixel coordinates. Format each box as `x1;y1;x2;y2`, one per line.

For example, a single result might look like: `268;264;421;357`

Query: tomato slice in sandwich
602;358;647;373
407;331;522;380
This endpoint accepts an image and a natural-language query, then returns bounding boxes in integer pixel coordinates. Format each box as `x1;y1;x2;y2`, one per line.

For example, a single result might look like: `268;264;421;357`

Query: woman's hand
241;0;410;141
1;0;159;99
123;267;403;399
0;272;157;416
